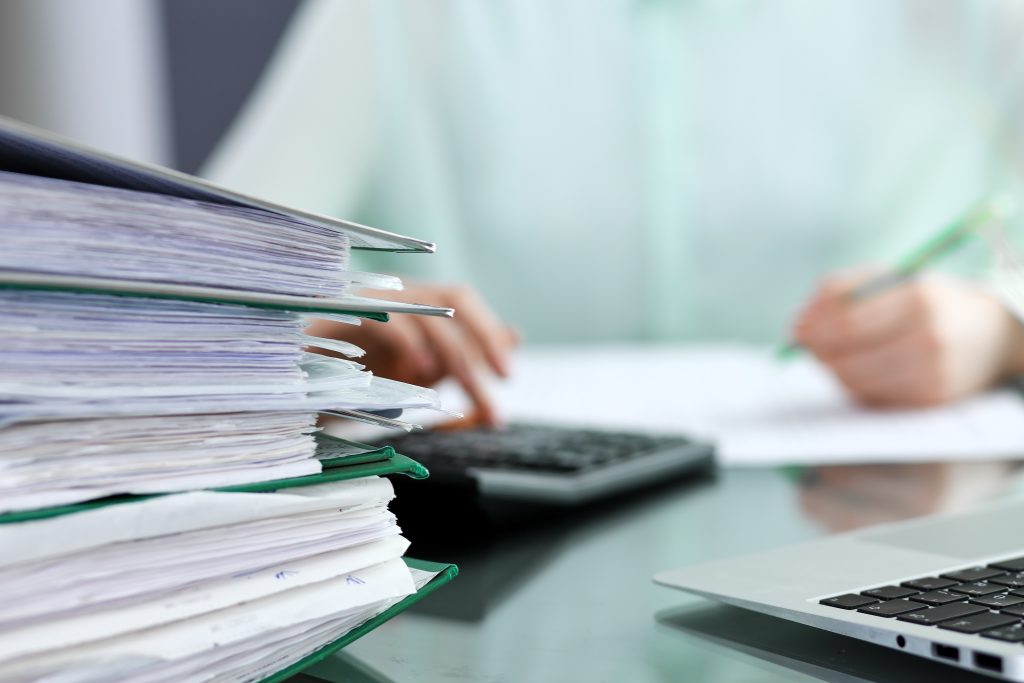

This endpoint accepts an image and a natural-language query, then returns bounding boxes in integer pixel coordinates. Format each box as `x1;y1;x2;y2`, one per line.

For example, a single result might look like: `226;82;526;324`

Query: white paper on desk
435;345;1024;466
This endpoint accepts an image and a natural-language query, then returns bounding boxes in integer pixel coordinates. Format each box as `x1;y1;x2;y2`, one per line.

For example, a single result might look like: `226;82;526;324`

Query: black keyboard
821;556;1024;642
387;423;689;474
380;423;714;504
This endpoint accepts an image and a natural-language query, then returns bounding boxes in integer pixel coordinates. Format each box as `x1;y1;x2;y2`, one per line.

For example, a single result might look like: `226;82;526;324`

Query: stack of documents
0;116;457;682
0;290;437;425
0;411;319;511
0;480;449;682
0;169;356;296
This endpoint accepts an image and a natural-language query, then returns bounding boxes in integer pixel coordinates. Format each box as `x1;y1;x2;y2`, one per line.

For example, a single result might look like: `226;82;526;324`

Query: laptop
655;498;1024;680
378;422;714;505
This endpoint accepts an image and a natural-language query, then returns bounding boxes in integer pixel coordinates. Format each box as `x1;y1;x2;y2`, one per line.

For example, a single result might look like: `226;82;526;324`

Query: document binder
0;115;457;680
0;271;453;320
0;478;456;680
0;115;435;253
0;448;430;525
0;465;456;680
315;433;398;466
258;559;459;683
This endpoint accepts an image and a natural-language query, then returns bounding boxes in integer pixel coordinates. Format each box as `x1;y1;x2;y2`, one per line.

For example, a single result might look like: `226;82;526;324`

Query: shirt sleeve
201;0;380;220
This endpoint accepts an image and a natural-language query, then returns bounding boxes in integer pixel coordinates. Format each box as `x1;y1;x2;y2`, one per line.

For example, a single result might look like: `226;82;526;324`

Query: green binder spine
315;433;396;467
216;454;428;494
0;453;429;525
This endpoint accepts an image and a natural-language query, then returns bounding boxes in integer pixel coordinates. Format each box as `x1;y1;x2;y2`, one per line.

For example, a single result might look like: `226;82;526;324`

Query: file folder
0;448;430;525
0;469;456;681
0;271;453;320
0;115;435;253
259;558;459;683
0;113;457;680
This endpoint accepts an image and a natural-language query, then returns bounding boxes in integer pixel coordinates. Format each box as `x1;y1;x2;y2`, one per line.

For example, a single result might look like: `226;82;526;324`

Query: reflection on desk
300;654;395;683
799;462;1023;532
301;462;1024;682
387;471;715;621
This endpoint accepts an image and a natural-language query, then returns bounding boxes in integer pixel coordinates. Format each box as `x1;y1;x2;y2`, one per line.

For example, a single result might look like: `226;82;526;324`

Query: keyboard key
1000;604;1024;618
971;593;1024;609
991;572;1024;588
858;599;927;617
898;602;987;625
914;589;965;606
950;582;1004;597
983;622;1024;643
942;567;1006;583
821;594;880;610
863;586;919;600
939;612;1019;634
902;577;958;591
990;556;1024;572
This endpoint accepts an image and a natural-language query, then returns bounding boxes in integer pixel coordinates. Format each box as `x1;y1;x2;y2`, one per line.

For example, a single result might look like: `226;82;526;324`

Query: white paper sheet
0;291;443;428
0;169;353;297
0;412;328;512
0;536;409;662
432;345;1024;466
1;557;416;681
0;477;394;568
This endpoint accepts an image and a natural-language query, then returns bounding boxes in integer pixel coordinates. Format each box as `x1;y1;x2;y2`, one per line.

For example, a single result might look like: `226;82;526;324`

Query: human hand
793;269;1024;407
307;282;519;426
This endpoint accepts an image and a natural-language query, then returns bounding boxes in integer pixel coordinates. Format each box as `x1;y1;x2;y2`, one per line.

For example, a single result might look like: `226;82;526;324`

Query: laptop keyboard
821;555;1024;642
381;423;694;476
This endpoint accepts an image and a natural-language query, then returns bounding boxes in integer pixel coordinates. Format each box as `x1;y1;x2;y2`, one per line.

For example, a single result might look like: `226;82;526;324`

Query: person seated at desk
204;0;1024;423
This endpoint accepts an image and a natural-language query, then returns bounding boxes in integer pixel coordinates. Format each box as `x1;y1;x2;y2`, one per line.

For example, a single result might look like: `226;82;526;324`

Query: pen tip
775;344;800;361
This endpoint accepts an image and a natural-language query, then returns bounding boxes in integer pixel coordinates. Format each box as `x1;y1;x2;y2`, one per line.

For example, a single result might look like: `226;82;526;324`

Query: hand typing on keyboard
308;282;520;427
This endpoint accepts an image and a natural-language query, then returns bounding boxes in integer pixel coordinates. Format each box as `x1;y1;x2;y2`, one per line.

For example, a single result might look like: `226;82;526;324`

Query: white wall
0;0;171;165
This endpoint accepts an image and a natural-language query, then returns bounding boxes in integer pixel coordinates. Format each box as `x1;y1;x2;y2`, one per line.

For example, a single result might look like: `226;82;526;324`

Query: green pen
776;195;1016;360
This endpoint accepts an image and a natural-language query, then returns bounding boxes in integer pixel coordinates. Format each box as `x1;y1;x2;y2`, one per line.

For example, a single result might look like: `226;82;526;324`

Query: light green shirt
206;0;1018;343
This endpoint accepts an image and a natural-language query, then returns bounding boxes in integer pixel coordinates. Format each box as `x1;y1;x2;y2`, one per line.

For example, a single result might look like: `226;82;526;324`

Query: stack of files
0;115;457;681
0;288;440;512
0;479;456;683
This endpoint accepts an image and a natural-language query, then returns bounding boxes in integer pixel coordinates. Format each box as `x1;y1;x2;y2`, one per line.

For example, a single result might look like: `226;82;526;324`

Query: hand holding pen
789;197;1024;407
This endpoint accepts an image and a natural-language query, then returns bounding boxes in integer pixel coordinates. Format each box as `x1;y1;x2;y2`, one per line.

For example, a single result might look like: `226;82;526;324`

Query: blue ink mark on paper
346;575;366;585
275;570;299;580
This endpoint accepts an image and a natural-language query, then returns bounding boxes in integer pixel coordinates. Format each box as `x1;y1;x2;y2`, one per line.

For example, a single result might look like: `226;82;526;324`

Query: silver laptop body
655;498;1024;680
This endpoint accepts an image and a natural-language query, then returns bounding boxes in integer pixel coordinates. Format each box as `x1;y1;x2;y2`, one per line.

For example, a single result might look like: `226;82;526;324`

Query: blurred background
5;0;1024;347
0;0;299;172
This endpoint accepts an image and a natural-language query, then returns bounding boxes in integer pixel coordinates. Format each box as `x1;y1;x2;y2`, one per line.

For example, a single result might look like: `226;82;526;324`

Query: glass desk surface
294;460;1024;683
